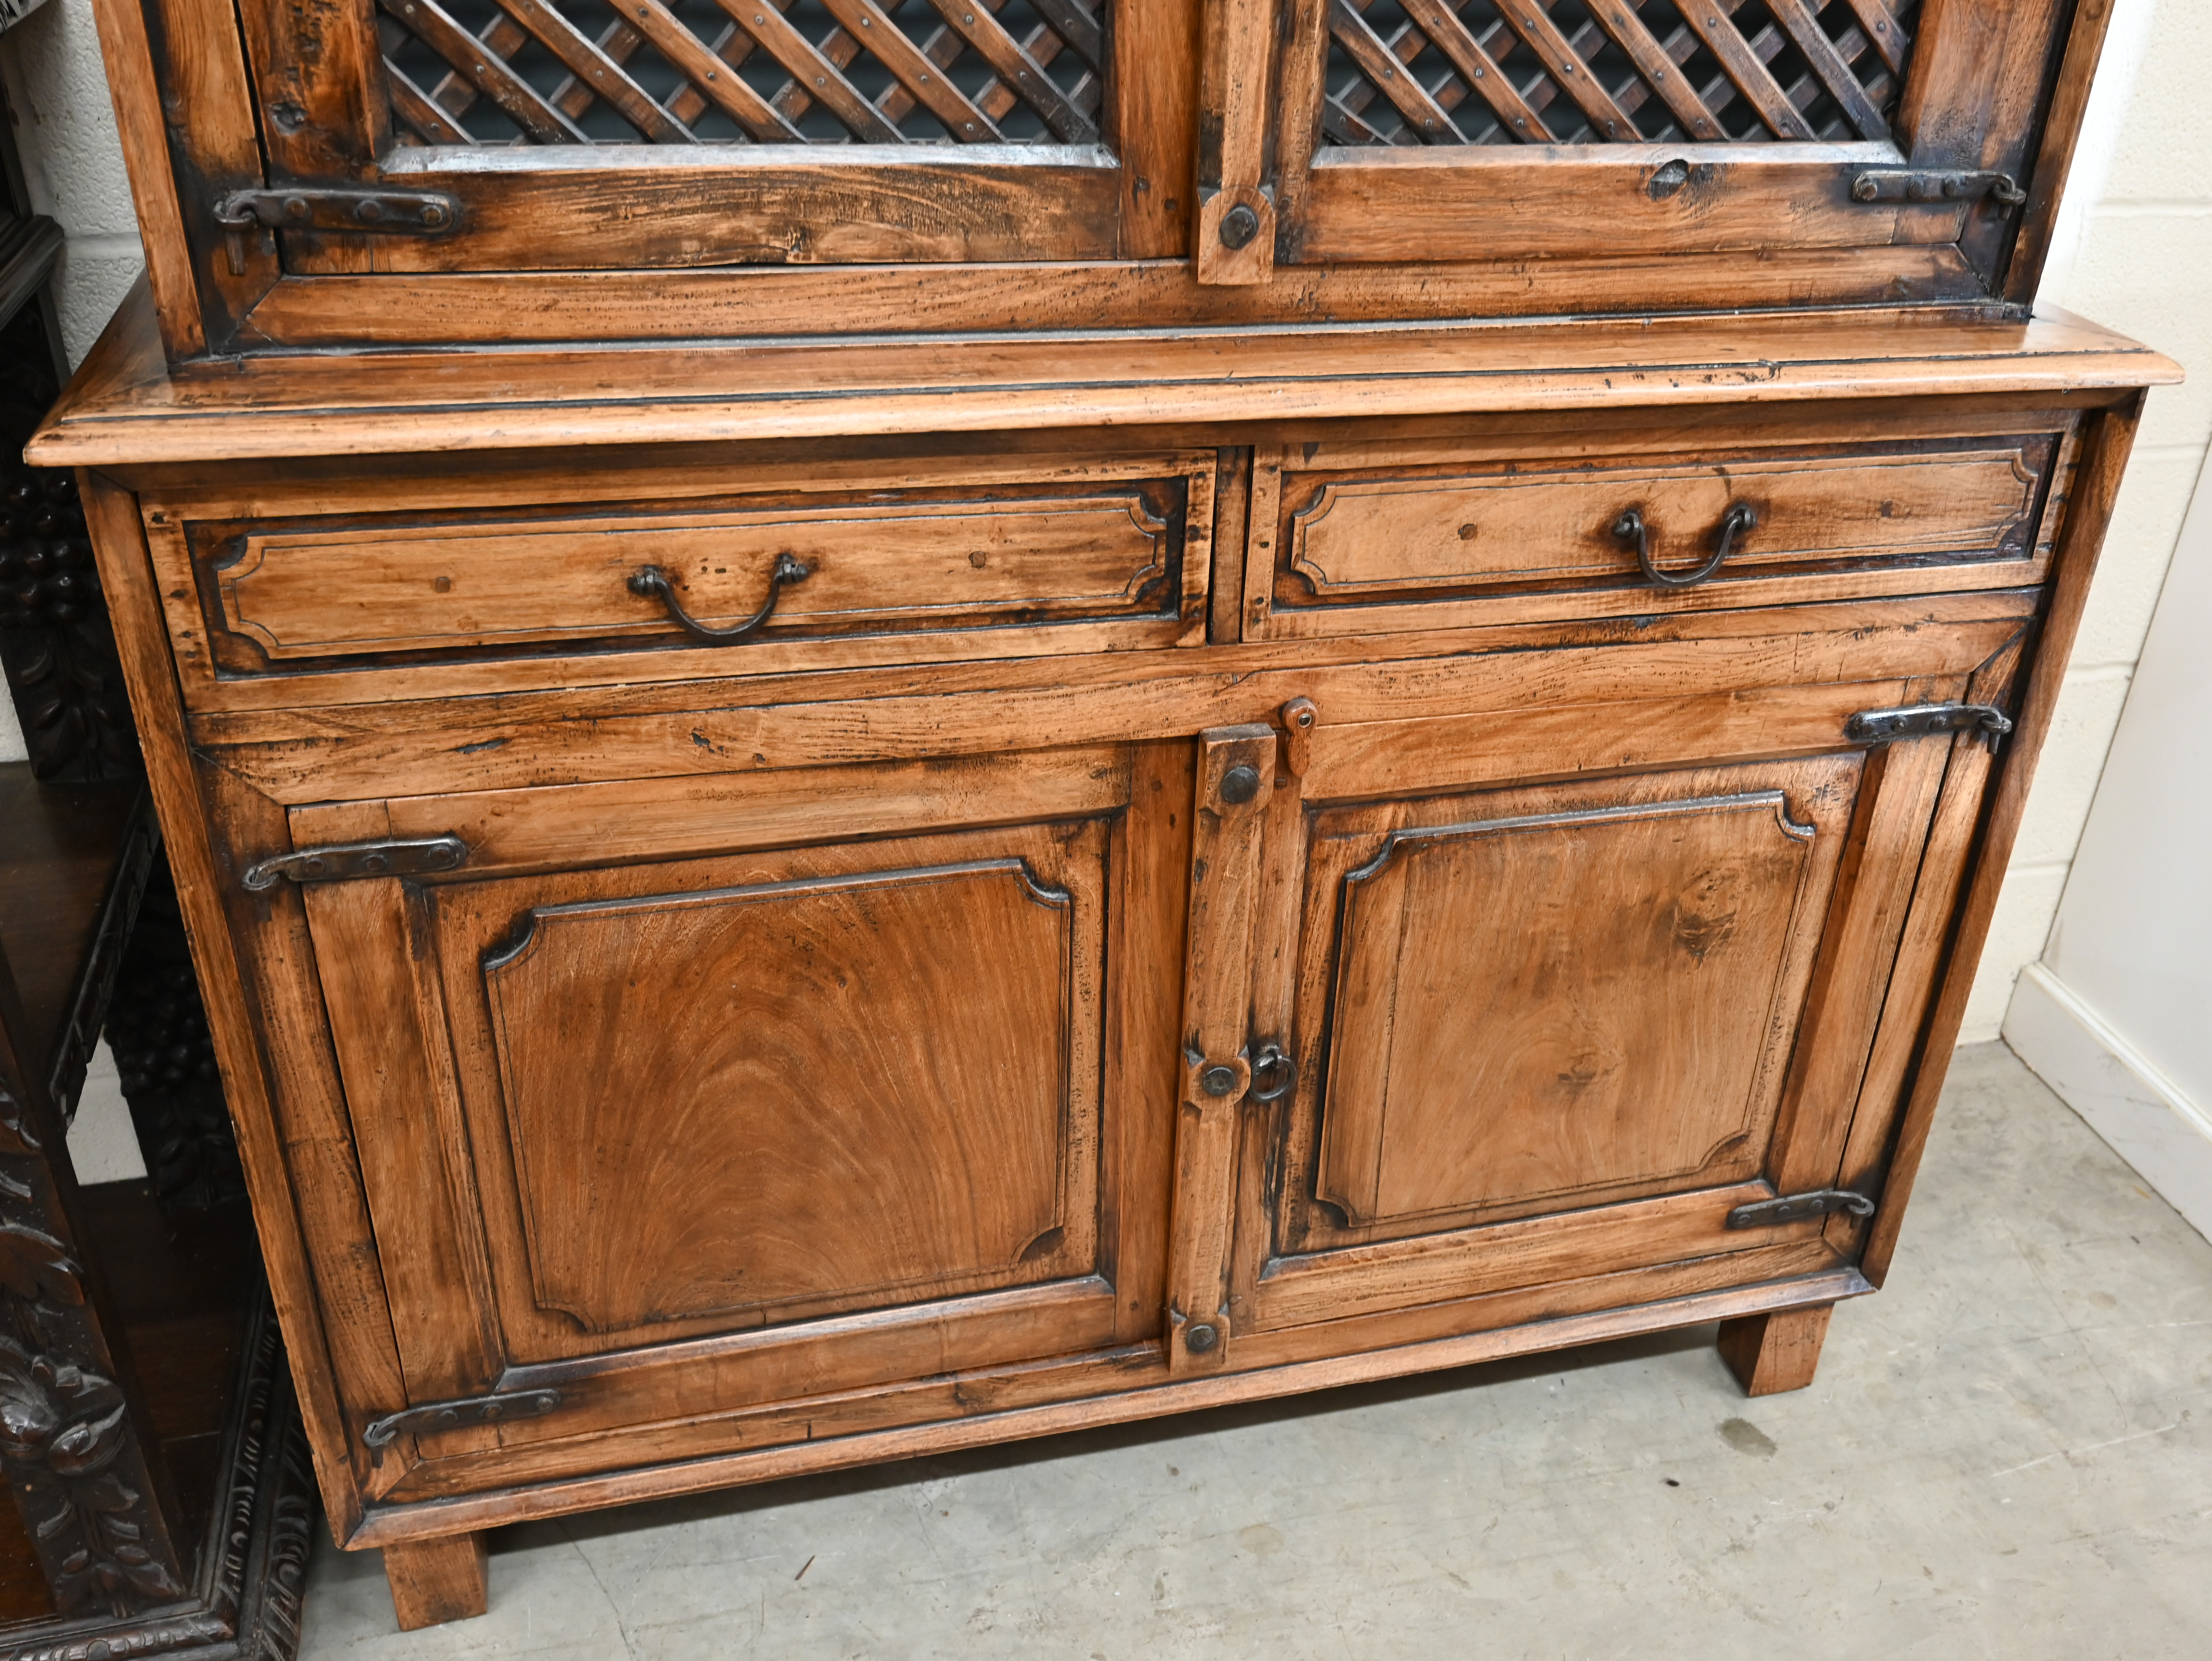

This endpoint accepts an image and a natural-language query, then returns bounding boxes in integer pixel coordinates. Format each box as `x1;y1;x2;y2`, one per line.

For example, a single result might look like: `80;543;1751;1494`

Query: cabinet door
282;744;1184;1495
1242;0;2076;294
1225;670;1992;1352
235;0;1191;274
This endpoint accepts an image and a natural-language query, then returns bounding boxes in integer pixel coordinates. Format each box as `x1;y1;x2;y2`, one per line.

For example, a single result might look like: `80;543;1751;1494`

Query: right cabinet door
1262;0;2077;292
1231;666;2000;1347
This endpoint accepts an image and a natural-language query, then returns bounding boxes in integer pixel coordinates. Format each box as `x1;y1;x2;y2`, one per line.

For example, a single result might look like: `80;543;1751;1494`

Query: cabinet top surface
28;285;2177;470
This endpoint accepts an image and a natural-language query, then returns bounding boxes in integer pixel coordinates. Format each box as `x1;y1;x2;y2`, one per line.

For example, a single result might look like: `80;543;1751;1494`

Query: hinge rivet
1199;1064;1239;1098
1219;764;1261;805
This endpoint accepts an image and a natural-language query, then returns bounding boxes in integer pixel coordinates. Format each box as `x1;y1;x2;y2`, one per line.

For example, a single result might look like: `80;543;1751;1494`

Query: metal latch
1850;169;2026;207
1845;703;2014;745
362;1388;562;1450
215;186;461;273
242;834;468;892
1726;1189;1876;1229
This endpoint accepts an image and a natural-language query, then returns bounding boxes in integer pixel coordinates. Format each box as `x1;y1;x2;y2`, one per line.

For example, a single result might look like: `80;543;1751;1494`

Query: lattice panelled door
1318;0;1917;147
1242;0;2051;277
242;0;1192;271
377;0;1108;145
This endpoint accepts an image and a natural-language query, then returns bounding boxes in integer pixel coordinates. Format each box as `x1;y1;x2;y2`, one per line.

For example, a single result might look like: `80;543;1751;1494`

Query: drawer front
155;452;1214;704
1246;431;2062;639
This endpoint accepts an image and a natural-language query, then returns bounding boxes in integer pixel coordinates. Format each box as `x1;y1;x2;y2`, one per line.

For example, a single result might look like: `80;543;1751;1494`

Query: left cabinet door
268;742;1186;1498
233;0;1193;274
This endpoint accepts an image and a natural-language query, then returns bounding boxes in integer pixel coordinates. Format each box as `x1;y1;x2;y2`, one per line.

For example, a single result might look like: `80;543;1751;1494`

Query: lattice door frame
1203;0;2090;287
227;0;1196;274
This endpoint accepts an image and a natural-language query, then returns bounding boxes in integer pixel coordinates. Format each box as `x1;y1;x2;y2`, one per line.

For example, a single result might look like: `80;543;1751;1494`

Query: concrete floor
296;1043;2212;1658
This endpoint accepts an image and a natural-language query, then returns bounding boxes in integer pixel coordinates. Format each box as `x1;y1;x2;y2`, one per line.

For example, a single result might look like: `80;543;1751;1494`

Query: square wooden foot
1717;1303;1834;1397
383;1533;489;1630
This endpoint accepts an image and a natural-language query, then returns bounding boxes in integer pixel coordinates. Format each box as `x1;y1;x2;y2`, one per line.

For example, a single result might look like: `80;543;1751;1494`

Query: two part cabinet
39;0;2178;1630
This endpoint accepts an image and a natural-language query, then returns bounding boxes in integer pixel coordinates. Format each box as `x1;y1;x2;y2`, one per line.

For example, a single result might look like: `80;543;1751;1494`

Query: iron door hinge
215;186;462;235
1850;170;2026;207
1726;1189;1876;1229
1845;702;2014;746
362;1388;562;1450
215;186;461;274
242;834;469;891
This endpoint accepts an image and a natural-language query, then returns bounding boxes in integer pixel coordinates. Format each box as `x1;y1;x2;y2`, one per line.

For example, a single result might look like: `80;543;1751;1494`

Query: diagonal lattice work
377;0;1107;145
1323;0;1919;145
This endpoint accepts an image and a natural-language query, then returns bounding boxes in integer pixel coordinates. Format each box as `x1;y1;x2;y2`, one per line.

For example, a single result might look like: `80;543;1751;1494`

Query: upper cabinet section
90;0;2107;356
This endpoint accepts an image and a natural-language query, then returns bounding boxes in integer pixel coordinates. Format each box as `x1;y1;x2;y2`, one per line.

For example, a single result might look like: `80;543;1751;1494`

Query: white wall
1961;0;2212;1040
2005;446;2212;1240
0;0;143;366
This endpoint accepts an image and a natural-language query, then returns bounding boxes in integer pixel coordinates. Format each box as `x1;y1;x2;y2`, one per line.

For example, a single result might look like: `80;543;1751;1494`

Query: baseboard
2003;962;2212;1244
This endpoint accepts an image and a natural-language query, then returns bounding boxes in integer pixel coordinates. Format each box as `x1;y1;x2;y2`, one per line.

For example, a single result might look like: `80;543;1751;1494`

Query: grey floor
296;1043;2212;1658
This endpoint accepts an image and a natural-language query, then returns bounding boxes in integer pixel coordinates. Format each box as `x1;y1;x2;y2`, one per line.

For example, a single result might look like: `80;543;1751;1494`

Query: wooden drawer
1243;428;2064;639
151;451;1215;706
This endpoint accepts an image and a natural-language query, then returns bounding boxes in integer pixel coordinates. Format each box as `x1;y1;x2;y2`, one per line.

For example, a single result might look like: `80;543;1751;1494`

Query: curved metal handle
1611;501;1757;589
629;552;808;643
1250;1042;1297;1102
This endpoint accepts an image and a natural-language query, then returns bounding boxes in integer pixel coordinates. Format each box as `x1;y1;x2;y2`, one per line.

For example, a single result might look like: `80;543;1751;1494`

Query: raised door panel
1232;678;1972;1339
288;744;1185;1487
1310;775;1841;1238
444;820;1113;1369
473;848;1092;1337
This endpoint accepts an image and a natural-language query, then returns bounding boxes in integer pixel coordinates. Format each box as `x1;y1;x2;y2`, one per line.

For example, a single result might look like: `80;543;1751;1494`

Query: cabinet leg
383;1532;489;1630
1717;1303;1834;1397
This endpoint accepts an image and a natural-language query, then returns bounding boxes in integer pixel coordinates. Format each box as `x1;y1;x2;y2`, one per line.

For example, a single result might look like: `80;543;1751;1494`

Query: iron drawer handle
1250;1043;1297;1102
1612;501;1757;589
628;552;808;643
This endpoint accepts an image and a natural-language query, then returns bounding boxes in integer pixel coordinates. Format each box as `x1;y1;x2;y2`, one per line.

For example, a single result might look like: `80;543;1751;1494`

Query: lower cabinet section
230;651;2009;1516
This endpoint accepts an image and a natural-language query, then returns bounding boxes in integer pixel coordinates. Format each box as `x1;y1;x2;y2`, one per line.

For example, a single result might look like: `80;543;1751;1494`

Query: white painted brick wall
0;0;142;367
1964;0;2212;1039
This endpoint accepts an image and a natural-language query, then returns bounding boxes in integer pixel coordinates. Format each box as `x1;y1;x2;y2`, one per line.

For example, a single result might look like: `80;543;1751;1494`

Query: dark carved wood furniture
0;70;313;1658
39;0;2176;1632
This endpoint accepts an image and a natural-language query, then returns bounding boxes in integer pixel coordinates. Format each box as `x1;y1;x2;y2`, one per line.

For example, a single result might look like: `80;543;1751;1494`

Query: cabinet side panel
1861;392;2145;1282
77;473;371;1535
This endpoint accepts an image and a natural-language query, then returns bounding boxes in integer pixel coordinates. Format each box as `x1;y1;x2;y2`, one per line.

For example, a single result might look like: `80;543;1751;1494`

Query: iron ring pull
1611;501;1757;589
628;552;808;643
1250;1042;1297;1102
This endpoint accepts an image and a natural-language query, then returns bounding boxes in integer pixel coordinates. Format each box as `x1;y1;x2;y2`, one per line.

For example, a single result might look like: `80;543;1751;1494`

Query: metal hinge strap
214;187;461;235
242;834;468;892
1726;1189;1876;1230
1850;170;2026;207
362;1388;562;1450
1845;702;2015;745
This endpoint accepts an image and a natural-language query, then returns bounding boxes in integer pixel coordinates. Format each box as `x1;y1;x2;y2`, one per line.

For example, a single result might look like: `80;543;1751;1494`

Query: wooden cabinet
34;298;2173;1628
89;0;2109;353
31;0;2177;1627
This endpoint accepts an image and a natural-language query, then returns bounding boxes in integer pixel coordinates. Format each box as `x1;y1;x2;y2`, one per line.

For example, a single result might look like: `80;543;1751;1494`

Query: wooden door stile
1164;726;1276;1371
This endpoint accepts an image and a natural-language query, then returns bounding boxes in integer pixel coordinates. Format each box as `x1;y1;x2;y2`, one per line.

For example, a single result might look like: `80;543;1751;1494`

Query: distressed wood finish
381;1534;486;1631
76;0;2112;354
31;0;2173;1616
1253;429;2058;636
1717;1304;1835;1396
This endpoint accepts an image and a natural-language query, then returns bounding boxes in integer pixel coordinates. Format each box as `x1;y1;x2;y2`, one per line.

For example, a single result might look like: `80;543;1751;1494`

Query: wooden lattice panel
378;0;1106;144
1323;0;1918;145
